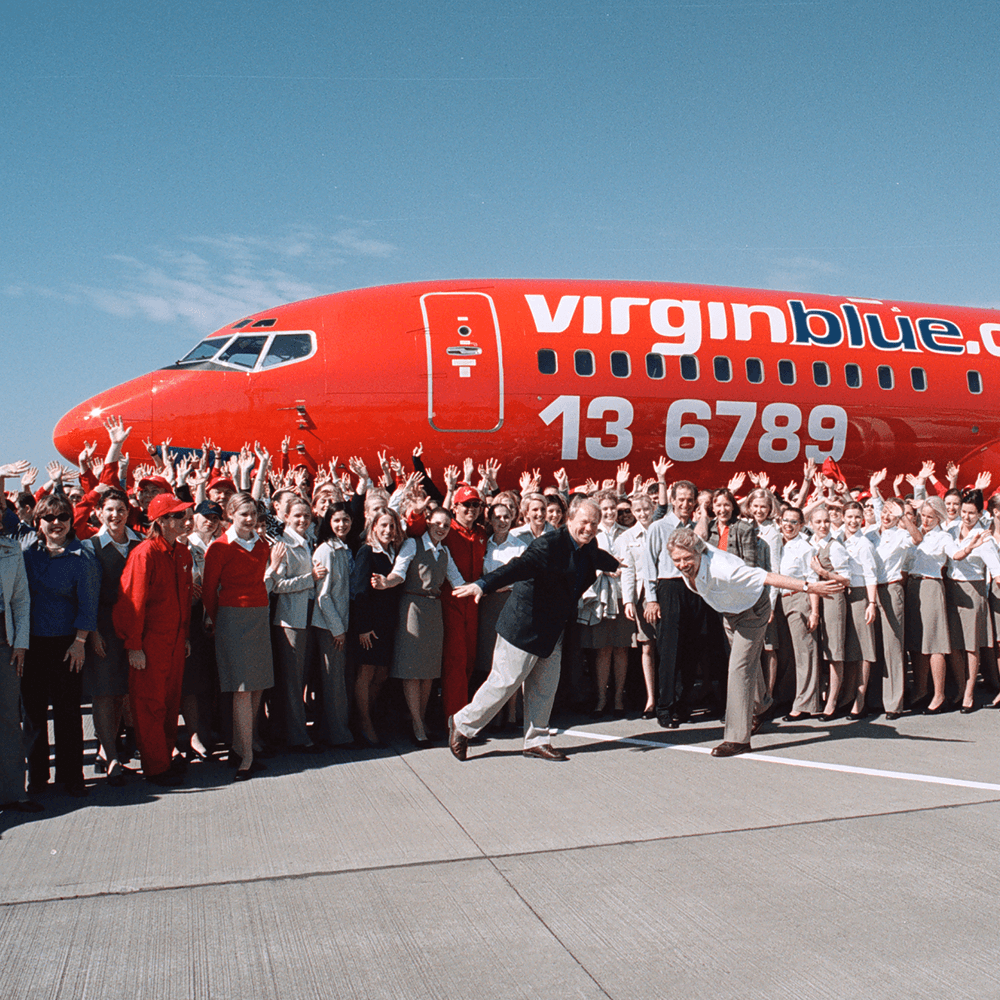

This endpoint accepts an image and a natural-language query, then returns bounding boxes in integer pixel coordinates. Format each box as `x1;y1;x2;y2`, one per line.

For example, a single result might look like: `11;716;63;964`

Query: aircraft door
421;292;504;432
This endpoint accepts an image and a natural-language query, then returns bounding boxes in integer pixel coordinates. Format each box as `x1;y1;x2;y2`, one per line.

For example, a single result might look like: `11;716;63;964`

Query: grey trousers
780;591;820;714
0;638;26;802
454;634;562;749
721;593;771;744
877;582;905;714
314;627;353;746
275;626;311;747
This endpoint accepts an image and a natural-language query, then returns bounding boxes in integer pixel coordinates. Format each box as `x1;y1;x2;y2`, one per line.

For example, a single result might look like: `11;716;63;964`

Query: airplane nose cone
52;373;155;464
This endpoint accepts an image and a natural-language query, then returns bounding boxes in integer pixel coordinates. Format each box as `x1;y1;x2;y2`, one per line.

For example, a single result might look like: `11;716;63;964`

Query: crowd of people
2;416;999;810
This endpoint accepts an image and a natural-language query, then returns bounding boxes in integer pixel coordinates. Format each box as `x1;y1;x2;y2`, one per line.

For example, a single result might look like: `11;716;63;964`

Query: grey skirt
215;605;274;693
845;585;877;662
391;593;443;680
905;577;950;655
990;579;1000;645
946;578;988;652
579;611;635;649
819;592;847;661
83;618;129;700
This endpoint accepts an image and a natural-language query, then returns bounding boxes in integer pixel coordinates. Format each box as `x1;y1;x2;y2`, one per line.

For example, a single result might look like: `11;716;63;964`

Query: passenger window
679;355;699;381
574;350;595;377
812;361;830;387
537;349;557;375
745;358;763;384
260;333;314;369
713;356;732;383
910;367;927;391
610;351;631;378
968;370;983;394
178;337;229;364
845;363;862;388
645;354;665;380
217;336;268;369
778;360;795;385
877;365;894;390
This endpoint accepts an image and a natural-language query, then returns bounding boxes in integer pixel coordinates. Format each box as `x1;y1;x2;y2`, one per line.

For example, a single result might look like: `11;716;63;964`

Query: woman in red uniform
201;492;273;781
113;493;194;787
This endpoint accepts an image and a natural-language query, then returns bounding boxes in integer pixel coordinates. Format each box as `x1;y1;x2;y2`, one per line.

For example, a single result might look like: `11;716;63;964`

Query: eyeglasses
40;513;72;524
780;518;801;526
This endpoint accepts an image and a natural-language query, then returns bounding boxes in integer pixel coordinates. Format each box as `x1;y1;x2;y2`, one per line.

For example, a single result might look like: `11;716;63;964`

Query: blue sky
5;0;1000;467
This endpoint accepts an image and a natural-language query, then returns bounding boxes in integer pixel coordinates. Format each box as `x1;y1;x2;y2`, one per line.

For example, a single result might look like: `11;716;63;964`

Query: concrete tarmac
2;708;999;999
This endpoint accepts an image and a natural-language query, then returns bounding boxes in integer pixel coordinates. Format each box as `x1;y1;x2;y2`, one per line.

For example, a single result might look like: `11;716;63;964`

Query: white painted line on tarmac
558;728;1000;792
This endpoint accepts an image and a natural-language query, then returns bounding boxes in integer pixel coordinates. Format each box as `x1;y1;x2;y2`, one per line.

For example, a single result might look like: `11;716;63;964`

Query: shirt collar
226;525;259;552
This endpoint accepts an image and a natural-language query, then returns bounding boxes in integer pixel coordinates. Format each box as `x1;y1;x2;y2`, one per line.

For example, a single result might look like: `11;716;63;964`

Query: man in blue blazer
448;498;619;761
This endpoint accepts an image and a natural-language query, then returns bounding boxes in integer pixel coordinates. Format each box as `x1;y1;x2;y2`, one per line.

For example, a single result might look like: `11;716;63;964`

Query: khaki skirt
905;577;950;655
215;605;274;693
819;592;847;661
946;578;988;652
391;593;443;680
579;611;636;649
845;586;877;662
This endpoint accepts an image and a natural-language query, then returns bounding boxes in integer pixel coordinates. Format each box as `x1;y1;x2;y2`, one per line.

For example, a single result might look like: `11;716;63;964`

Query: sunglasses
40;513;72;524
162;511;189;521
459;501;483;509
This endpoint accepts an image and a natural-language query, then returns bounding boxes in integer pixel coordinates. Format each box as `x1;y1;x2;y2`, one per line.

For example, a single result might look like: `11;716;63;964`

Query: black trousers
654;578;709;721
21;634;84;787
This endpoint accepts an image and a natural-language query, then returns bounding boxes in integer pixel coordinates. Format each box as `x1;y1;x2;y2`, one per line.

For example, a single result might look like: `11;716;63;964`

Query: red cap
453;485;482;505
147;494;194;520
137;475;172;492
207;476;237;494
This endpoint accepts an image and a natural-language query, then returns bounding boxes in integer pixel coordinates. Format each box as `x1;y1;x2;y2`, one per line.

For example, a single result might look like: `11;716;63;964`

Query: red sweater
202;534;271;622
113;535;193;651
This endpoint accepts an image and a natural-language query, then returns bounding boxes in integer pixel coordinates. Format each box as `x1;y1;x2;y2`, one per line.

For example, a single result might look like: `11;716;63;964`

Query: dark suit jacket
478;526;619;658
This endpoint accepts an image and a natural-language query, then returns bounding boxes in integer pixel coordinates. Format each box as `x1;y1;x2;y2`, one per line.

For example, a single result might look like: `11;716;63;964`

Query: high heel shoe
960;703;977;715
923;702;948;715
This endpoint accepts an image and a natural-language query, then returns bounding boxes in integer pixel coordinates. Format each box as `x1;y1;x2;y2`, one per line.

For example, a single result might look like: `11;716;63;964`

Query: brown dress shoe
448;716;469;761
711;741;751;757
522;744;568;761
750;715;763;736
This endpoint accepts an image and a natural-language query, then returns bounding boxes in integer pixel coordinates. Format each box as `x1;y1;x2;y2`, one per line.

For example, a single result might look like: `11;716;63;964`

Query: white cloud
62;224;397;333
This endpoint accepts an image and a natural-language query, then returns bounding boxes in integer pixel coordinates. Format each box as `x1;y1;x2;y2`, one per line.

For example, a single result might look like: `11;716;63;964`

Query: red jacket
201;533;271;622
113;534;193;651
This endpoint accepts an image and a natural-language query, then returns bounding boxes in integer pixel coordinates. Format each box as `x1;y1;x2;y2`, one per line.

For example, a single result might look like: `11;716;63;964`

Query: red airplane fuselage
53;279;1000;485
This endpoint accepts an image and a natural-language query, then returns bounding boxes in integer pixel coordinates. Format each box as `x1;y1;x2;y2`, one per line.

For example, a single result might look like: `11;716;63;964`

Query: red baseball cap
147;494;194;520
137;475;172;492
453;485;482;505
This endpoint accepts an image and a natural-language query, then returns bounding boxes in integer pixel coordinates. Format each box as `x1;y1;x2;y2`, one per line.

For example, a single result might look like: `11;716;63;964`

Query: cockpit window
178;337;232;364
260;333;314;369
217;335;268;369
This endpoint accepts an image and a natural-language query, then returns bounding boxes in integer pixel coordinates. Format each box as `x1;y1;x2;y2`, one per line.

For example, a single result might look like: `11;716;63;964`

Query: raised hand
463;457;475;483
892;473;904;493
975;471;992;491
0;460;31;479
104;415;131;446
20;466;38;488
554;467;569;492
412;442;424;459
727;471;746;493
444;465;460;491
918;460;935;480
652;456;673;480
616;462;630;490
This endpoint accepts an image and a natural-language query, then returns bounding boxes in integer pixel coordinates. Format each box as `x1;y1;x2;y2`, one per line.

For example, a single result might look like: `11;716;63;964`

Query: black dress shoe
448;716;468;761
641;708;657;720
960;704;977;714
711;741;751;757
589;705;607;719
847;709;869;721
909;695;931;714
923;703;948;715
233;768;253;782
884;711;902;721
782;712;811;722
522;744;568;761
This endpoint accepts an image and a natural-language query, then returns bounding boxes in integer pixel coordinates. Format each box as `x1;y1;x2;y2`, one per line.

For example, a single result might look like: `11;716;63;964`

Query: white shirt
619;522;650;605
226;524;260;553
643;511;686;591
843;531;878;588
265;525;316;629
904;526;956;579
96;524;142;561
778;534;818;584
390;533;466;589
509;521;555;542
811;533;849;578
866;525;913;584
681;545;768;615
947;524;990;582
483;533;528;576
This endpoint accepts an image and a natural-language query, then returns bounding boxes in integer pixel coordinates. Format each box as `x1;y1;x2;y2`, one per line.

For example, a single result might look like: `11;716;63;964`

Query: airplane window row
536;350;984;395
177;332;315;371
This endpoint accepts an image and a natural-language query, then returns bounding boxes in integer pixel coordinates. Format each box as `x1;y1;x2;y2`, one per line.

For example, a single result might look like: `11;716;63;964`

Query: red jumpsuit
441;521;488;718
113;535;193;777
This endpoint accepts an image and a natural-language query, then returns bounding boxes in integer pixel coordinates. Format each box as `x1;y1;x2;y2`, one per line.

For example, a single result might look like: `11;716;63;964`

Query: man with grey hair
448;498;619;762
666;527;842;756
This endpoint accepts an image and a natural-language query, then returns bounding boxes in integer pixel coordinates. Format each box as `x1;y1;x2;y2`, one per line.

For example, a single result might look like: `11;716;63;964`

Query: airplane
52;279;1000;489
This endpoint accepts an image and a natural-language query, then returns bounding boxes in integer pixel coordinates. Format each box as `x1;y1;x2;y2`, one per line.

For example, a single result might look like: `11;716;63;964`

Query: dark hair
34;493;76;539
944;487;962;502
671;480;697;500
960;488;984;512
711;489;738;525
988;494;1000;519
99;489;130;509
783;505;804;524
15;491;35;510
842;500;864;516
315;505;353;546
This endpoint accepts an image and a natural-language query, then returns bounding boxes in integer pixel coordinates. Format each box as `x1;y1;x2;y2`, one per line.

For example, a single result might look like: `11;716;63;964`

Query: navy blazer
479;526;619;658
